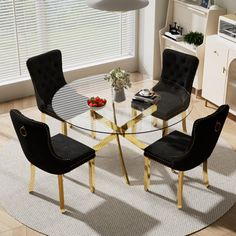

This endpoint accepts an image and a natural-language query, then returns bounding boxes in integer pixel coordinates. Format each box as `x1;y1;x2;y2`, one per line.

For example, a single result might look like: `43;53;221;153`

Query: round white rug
0;110;236;236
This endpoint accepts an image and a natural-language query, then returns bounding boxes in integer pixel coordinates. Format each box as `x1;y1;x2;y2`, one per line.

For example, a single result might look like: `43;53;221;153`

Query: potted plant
104;68;131;102
184;31;204;47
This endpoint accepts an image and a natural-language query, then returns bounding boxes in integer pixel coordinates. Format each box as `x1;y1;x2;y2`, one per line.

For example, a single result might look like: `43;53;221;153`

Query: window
0;0;136;83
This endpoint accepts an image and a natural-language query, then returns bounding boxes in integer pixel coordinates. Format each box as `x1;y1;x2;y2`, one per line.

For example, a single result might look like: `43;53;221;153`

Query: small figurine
169;22;183;35
165;22;184;41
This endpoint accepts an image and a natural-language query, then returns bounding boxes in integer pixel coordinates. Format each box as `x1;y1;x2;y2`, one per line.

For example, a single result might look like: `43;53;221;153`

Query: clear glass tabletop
52;74;192;135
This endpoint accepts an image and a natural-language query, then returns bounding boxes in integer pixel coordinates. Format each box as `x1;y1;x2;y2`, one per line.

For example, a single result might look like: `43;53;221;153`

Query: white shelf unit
202;35;236;115
159;0;226;92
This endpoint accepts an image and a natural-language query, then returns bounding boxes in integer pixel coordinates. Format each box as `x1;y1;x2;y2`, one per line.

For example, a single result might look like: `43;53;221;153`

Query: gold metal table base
92;104;157;184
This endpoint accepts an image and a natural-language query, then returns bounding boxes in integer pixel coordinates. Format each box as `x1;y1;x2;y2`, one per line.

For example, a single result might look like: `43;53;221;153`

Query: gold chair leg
41;112;46;123
205;100;208;107
144;157;151;191
177;171;184;209
152;117;158;127
171;168;178;174
182;111;187;133
89;159;95;193
203;160;209;188
28;164;36;192
61;122;67;136
131;108;137;134
116;134;130;185
162;120;168;137
90;110;96;139
58;175;65;213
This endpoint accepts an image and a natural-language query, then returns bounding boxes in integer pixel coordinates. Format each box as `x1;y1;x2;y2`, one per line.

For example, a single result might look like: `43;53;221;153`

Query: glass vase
113;88;126;103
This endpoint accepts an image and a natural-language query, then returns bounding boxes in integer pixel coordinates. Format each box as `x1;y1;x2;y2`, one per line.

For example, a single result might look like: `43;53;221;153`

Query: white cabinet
159;0;226;92
202;35;236;115
202;36;228;105
225;51;236;114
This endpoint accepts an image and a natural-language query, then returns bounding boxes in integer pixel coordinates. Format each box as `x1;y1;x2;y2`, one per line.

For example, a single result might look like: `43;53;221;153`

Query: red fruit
95;96;100;102
89;96;106;107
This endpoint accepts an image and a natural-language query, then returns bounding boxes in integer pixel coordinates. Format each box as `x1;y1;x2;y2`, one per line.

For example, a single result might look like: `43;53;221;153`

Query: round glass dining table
52;74;192;184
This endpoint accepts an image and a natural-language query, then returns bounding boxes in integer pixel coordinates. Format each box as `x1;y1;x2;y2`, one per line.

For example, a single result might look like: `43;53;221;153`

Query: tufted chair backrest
175;105;229;171
10;109;68;174
26;50;66;111
160;49;199;93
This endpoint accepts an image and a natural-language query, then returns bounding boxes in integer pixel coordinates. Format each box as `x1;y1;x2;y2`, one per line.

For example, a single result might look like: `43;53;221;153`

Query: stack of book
164;32;183;42
132;90;160;104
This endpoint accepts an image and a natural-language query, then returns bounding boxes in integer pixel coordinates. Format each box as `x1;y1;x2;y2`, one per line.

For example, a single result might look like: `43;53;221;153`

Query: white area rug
0;108;236;236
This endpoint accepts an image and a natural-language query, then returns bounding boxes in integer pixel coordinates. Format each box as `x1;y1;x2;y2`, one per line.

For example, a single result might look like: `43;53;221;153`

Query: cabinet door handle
214;50;219;56
223;67;226;74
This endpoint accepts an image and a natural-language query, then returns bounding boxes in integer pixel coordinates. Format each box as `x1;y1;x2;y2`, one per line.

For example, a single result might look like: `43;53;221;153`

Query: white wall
154;0;169;79
138;0;156;77
215;0;236;13
138;0;168;79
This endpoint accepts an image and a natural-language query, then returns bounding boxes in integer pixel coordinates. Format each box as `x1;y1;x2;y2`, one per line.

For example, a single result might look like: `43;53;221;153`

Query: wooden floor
0;77;235;235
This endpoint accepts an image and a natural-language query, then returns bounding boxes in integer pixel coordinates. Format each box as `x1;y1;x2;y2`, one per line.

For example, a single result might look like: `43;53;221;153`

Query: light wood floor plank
0;226;26;236
0;209;21;233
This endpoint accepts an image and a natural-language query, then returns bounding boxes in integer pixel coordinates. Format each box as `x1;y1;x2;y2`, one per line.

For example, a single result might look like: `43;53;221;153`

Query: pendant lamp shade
86;0;149;11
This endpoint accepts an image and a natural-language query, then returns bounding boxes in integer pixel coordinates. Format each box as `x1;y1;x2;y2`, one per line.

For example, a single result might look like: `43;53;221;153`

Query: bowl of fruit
87;96;107;109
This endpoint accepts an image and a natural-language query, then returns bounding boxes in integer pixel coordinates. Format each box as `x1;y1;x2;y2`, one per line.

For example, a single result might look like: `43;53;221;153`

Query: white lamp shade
86;0;149;11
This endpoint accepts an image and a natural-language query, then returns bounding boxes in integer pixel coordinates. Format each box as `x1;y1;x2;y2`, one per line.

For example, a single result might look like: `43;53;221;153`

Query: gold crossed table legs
92;104;157;184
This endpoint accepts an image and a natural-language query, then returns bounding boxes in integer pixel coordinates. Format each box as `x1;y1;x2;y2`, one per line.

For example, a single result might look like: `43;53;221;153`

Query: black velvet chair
143;105;229;208
131;49;199;136
26;49;68;135
10;109;96;213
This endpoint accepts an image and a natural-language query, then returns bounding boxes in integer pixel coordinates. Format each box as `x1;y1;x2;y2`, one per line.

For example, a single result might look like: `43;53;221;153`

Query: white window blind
0;0;136;83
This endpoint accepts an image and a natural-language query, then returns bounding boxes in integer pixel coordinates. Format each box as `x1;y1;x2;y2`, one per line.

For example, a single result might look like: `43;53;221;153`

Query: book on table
132;90;160;104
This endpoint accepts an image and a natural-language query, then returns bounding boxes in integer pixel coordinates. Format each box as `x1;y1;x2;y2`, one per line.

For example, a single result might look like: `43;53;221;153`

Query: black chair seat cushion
144;130;192;168
131;81;190;121
51;133;95;170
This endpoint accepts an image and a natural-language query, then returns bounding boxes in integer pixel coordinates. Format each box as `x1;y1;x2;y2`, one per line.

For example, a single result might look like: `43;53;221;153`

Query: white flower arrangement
104;68;131;90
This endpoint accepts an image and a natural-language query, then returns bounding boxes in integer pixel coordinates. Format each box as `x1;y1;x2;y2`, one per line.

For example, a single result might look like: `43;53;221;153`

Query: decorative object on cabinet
202;35;236;115
159;0;226;94
86;0;149;11
201;0;210;8
164;22;184;41
184;31;204;46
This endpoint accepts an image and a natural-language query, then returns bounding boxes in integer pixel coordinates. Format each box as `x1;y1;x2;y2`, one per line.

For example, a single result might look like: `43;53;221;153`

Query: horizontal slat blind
0;2;19;80
0;0;135;83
